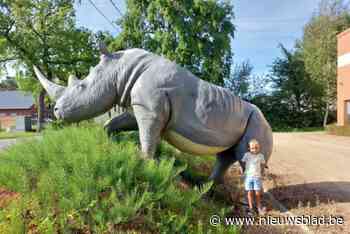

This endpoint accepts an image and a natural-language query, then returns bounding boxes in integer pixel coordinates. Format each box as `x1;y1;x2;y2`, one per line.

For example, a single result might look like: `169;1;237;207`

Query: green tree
0;76;17;90
0;0;100;131
302;0;350;126
266;44;325;128
248;74;271;100
111;0;235;85
225;60;252;99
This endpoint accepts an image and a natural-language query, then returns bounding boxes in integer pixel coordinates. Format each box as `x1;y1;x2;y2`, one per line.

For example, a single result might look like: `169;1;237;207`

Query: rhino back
131;59;252;154
167;72;251;150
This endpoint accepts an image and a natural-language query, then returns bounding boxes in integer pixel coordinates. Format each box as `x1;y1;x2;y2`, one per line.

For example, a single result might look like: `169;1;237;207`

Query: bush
272;126;324;132
326;123;350;136
0;125;238;233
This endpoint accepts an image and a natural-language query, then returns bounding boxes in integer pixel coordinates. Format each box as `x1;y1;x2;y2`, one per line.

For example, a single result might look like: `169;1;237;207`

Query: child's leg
255;190;262;209
253;178;263;209
245;177;255;209
247;191;254;209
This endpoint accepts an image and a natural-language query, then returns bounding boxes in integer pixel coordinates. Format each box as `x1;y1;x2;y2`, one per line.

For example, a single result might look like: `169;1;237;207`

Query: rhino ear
68;74;80;87
98;42;111;57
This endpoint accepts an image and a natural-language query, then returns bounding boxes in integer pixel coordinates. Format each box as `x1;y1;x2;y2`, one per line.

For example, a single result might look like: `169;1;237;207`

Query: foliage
225;60;271;101
0;131;38;139
249;44;332;130
111;0;235;86
0;0;103;130
301;0;350;126
251;0;350;130
247;74;271;100
268;44;326;128
0;76;17;89
0;125;238;233
0;0;100;84
225;60;252;99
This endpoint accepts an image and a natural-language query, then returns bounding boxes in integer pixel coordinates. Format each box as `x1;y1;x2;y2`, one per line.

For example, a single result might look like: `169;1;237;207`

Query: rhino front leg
234;106;273;165
103;112;138;137
131;89;170;159
132;104;169;159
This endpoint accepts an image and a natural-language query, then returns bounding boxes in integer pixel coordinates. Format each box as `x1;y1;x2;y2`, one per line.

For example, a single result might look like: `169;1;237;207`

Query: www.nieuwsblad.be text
209;214;344;226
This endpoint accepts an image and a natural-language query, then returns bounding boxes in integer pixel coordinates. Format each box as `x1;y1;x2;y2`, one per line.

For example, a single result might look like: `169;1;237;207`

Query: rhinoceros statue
34;45;273;183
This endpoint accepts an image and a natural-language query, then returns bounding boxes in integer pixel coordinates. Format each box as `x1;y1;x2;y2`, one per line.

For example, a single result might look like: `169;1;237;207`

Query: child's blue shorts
245;176;262;191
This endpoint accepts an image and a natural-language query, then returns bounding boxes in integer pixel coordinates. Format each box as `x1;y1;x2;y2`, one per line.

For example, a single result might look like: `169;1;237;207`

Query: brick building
0;91;35;130
337;28;350;126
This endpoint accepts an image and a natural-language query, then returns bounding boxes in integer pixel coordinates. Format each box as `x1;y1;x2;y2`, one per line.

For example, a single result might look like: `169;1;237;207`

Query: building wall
0;106;35;130
337;29;350;126
0;116;15;129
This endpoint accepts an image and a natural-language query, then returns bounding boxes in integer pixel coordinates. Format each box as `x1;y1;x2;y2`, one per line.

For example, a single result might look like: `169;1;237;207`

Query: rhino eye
77;84;85;91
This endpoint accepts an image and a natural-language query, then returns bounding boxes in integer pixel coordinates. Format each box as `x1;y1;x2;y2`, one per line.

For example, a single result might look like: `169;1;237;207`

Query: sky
75;0;322;75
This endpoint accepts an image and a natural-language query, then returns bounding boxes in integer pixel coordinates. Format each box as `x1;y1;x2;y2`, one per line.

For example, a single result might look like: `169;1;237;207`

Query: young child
241;139;266;215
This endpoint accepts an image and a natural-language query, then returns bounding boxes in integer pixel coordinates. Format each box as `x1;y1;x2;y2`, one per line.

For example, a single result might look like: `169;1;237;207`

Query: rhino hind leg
103;112;138;137
234;106;273;166
209;146;237;184
209;106;273;184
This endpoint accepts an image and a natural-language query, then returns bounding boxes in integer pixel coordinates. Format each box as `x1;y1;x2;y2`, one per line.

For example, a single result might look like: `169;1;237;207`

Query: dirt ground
265;132;350;234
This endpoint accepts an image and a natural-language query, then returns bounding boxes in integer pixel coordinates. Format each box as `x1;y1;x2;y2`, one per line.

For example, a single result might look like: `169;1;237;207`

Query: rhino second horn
68;74;80;86
33;66;66;101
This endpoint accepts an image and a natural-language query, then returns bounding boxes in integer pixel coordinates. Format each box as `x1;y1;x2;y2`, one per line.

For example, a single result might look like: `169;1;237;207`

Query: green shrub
272;126;324;132
326;123;350;136
0;125;238;233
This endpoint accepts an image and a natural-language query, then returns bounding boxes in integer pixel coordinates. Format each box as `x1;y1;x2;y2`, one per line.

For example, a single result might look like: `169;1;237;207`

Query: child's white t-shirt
242;152;265;178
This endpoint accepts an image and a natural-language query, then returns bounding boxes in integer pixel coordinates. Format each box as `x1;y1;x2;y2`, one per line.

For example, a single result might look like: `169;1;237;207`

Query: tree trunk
37;90;46;132
323;101;329;127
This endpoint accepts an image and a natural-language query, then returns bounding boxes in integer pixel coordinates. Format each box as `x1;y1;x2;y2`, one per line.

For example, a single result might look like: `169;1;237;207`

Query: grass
0;131;39;140
0;124;238;233
326;123;350;136
272;126;325;132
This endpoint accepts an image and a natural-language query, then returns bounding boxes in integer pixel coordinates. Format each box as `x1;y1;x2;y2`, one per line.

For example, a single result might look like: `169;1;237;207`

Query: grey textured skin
34;46;273;183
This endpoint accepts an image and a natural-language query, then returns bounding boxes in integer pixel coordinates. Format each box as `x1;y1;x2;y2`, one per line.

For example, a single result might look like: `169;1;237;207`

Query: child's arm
239;163;245;175
260;154;267;176
240;153;248;175
261;163;266;176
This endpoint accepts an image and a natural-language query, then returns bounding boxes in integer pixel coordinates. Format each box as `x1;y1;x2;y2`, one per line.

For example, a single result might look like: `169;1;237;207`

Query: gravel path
267;132;350;232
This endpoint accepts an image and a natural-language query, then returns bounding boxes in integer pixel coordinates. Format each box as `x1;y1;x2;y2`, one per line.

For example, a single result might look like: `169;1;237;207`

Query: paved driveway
267;132;350;231
0;139;17;151
269;132;350;184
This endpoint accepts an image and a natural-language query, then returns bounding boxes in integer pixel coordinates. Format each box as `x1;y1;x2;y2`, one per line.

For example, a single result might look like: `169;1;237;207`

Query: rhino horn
68;74;79;86
33;66;66;101
99;42;111;56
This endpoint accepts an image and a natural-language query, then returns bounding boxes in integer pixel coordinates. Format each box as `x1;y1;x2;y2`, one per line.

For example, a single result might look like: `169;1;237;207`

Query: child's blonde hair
248;138;259;146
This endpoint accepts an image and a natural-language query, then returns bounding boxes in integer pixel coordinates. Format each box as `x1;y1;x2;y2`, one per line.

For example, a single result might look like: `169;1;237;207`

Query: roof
0;91;34;109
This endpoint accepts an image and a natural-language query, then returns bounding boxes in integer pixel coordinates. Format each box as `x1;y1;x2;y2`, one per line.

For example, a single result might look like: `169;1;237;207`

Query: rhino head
34;44;122;122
